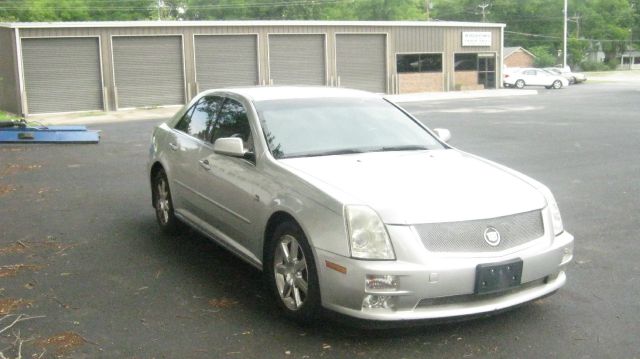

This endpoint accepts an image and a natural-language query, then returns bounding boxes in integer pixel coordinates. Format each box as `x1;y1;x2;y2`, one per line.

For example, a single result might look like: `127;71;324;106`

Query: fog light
365;275;399;292
362;295;395;309
561;246;573;265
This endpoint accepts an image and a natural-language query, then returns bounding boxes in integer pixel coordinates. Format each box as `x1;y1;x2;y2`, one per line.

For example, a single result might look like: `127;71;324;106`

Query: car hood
279;149;546;224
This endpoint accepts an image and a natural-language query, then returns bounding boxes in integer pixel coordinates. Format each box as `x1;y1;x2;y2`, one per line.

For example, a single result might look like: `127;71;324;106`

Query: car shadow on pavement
137;218;551;336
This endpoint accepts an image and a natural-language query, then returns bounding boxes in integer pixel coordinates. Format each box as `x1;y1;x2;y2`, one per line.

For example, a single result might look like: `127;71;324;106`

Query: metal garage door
336;34;387;93
195;35;258;91
112;36;184;109
269;34;325;86
22;38;103;114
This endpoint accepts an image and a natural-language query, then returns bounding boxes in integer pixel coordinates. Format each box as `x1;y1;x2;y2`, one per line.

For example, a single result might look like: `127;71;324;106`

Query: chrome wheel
155;176;170;225
515;79;525;89
552;80;562;89
152;169;181;233
273;234;309;311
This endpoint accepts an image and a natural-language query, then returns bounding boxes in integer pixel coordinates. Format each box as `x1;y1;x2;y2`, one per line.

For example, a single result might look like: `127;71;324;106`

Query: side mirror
433;128;452;142
213;137;245;157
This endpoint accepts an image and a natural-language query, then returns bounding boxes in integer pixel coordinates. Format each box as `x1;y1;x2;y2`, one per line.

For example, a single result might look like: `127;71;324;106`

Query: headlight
345;205;395;260
549;197;564;236
540;188;564;236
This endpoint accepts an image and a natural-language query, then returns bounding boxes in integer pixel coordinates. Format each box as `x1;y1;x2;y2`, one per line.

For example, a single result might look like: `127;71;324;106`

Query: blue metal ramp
0;120;100;144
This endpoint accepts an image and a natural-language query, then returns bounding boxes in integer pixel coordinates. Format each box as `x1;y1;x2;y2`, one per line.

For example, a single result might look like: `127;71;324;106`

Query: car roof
199;86;380;102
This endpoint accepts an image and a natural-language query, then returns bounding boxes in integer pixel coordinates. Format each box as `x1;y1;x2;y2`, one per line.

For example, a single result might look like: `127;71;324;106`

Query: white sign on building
462;32;492;47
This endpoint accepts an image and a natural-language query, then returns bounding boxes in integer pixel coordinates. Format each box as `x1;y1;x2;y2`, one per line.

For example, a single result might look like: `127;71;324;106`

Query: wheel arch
263;211;300;269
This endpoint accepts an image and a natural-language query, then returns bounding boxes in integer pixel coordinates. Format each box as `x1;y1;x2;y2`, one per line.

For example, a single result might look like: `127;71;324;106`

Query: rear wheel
515;79;525;89
152;169;181;234
265;220;320;322
552;80;562;89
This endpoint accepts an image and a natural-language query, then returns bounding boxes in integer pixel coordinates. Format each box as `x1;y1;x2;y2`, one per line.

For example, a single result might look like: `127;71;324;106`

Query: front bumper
316;230;573;321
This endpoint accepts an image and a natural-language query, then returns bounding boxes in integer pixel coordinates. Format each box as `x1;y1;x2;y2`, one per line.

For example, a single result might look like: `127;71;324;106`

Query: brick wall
504;51;535;68
454;70;483;90
398;72;443;93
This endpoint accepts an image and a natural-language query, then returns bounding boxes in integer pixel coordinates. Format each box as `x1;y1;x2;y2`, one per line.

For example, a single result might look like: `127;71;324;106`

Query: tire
265;220;320;322
552;80;562;89
515;79;525;89
570;76;576;85
152;168;182;234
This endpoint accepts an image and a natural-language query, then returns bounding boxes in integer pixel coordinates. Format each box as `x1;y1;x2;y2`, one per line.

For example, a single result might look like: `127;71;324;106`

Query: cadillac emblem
484;226;501;247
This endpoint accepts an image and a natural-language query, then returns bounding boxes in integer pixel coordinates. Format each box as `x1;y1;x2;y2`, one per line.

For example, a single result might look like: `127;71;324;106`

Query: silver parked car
544;66;587;84
148;87;574;322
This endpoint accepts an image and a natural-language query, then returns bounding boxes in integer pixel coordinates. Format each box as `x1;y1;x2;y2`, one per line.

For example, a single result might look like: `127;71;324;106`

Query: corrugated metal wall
268;34;326;86
194;35;258;91
336;34;387;93
0;27;20;115
22;37;103;114
3;23;503;115
112;36;185;109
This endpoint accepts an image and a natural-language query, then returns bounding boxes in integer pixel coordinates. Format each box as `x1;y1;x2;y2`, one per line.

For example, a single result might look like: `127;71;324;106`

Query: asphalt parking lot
1;82;639;358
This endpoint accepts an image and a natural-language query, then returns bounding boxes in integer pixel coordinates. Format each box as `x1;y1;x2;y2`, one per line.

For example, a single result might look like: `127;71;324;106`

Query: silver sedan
148;87;574;322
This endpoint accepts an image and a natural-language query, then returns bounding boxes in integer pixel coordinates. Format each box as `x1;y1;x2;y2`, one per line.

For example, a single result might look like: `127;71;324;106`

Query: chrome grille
414;210;544;253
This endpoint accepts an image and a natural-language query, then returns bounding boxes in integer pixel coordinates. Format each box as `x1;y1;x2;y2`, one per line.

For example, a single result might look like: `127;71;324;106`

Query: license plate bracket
474;258;523;295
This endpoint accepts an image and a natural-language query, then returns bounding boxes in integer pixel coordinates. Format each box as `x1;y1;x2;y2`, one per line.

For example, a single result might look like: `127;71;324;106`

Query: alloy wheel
273;234;309;311
155;176;171;225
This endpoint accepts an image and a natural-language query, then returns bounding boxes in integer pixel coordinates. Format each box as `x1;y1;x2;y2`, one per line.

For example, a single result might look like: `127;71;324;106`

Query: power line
505;30;640;44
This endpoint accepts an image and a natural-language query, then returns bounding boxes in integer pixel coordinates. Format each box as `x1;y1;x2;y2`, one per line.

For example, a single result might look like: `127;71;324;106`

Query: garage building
0;20;505;116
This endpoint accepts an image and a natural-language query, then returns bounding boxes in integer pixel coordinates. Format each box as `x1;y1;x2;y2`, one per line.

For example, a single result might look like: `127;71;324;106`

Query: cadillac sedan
148;87;574;323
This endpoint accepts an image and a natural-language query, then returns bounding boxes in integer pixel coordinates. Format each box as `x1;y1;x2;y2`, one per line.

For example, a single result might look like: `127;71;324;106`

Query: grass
0;111;21;121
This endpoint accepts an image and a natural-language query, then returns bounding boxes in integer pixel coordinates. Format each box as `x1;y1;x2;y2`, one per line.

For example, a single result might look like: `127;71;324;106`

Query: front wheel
515;79;525;89
552;80;563;89
152;169;182;234
265;221;320;322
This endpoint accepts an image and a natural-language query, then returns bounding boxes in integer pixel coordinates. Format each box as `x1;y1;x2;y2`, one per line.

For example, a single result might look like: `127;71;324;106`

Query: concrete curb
386;89;538;103
28;106;181;126
28;89;540;126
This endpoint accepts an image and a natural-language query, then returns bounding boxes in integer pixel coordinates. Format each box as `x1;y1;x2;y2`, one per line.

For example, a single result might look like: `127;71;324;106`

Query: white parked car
544;67;587;84
148;86;574;323
504;68;569;89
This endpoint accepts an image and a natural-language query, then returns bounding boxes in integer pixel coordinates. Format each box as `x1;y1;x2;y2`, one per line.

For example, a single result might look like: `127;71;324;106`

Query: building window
454;53;478;71
397;54;442;73
622;57;631;64
634;57;640;65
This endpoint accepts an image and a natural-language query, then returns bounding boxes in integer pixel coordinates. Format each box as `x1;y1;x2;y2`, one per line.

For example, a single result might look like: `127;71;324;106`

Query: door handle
199;159;211;171
168;142;178;151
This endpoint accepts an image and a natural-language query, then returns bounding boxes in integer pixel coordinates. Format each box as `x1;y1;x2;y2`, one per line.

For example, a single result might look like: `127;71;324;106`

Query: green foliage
529;46;557;67
432;0;637;66
0;0;637;63
580;60;617;71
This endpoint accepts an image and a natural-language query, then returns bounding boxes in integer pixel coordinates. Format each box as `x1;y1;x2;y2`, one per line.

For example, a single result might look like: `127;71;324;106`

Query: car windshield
254;97;445;159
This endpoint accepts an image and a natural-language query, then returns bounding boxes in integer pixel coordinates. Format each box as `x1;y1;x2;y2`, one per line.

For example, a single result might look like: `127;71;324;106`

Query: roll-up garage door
22;38;103;114
112;36;184;109
195;35;258;91
269;34;325;86
336;34;387;93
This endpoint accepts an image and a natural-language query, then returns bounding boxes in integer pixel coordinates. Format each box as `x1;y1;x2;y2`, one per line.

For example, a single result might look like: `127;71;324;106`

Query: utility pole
568;13;581;38
563;0;568;68
157;0;164;21
425;0;431;20
478;2;490;22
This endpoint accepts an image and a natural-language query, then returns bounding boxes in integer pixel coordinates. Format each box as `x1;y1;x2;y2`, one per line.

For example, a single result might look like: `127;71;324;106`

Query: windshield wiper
283;148;366;159
379;145;430;152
